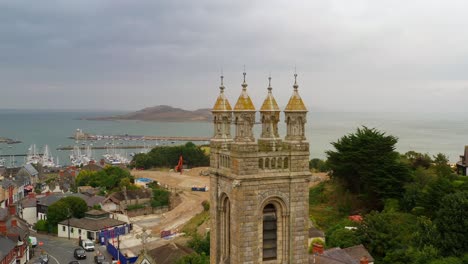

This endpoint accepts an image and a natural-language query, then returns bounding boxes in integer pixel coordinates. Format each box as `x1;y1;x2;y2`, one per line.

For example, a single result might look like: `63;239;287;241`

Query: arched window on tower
221;197;231;262
284;157;289;169
263;204;277;261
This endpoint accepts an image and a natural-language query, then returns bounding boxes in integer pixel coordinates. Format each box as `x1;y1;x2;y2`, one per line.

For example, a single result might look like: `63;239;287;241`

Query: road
30;233;113;264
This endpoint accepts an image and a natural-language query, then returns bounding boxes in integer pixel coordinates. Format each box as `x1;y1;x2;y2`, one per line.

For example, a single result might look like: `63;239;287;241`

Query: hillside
87;105;212;122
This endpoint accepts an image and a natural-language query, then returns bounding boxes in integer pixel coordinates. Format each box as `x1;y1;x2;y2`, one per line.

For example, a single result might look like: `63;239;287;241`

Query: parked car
94;254;106;264
39;254;49;264
69;261;80;264
74;248;87;260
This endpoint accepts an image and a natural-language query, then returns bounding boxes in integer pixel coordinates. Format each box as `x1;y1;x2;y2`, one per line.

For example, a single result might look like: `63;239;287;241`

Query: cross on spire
268;76;272;91
136;227;152;253
293;73;299;90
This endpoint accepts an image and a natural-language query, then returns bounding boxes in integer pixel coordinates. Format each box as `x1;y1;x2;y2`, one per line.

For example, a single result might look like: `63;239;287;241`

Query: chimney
8;205;16;216
11;219;17;227
28;192;36;198
0;222;6;235
312;243;324;255
360;256;369;264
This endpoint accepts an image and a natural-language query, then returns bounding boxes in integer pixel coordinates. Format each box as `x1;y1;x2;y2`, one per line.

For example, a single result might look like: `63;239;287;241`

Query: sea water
0;109;466;166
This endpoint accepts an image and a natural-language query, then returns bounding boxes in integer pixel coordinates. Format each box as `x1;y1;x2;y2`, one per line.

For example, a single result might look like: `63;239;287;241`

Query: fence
106;242;138;264
125;205;169;217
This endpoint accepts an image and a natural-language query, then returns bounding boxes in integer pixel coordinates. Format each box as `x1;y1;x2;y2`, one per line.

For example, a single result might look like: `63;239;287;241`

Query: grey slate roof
58;217;126;231
37;193;66;206
0;236;16;261
342;244;374;262
309;226;325;238
21;197;37;208
23;164;39;176
309;245;374;264
0;208;8;221
148;243;194;264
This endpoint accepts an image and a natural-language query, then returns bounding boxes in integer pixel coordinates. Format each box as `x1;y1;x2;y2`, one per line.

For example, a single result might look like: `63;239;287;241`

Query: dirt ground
130;168;328;240
132;168;210;235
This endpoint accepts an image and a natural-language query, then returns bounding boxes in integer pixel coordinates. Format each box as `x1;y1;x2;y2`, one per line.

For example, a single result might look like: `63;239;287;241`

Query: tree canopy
131;142;209;169
75;166;135;192
326;126;410;209
47;196;88;226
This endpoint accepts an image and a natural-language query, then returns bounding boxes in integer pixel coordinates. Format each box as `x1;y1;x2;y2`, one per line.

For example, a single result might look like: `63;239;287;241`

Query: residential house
19;194;37;226
0;180;17;209
148;243;194;264
310;244;374;264
456;145;468;176
58;210;127;241
36;193;66;221
101;189;152;212
0;207;30;264
0;236;16;264
57;167;79;192
35;192;105;223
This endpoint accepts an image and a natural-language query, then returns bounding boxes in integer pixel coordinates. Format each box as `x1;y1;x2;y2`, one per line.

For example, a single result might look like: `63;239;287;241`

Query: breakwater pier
0;137;21;144
71;129;210;142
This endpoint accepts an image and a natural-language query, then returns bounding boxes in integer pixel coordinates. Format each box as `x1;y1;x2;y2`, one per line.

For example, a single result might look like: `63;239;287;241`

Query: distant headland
83;105;212;122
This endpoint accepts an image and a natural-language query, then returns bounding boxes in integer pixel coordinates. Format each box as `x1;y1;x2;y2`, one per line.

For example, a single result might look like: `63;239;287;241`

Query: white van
81;239;95;251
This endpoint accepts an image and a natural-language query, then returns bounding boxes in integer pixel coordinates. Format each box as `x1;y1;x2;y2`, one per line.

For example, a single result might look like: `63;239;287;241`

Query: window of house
62;226;65;232
71;228;74;233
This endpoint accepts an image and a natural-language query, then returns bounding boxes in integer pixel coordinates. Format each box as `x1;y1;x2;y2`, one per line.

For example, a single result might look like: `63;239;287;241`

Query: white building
58;210;127;241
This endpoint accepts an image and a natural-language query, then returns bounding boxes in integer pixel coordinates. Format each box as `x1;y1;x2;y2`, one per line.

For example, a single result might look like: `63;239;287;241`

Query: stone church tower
210;72;311;263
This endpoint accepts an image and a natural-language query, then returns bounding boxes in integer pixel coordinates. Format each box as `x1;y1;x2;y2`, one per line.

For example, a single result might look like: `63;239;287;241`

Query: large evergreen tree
326;126;410;208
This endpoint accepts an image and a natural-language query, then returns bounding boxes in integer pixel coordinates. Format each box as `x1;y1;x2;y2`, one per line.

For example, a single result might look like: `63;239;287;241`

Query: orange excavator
175;155;183;174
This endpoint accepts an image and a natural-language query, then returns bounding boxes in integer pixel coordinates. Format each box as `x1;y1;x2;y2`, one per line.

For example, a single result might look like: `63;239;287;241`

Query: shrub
35;220;48;232
201;200;210;211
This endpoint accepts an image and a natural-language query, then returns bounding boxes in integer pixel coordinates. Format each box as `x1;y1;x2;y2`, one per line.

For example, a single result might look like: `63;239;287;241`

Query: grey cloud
0;0;468;112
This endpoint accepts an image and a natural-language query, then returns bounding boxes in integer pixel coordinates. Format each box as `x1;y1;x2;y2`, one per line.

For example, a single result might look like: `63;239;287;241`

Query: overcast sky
1;0;468;112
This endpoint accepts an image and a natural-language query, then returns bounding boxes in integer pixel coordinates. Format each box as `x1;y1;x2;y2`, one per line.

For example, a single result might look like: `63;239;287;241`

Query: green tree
151;188;170;207
47;200;71;226
404;151;433;169
326;127;410;209
175;253;209;264
419;177;455;218
434;191;468;256
132;142;209;169
309;158;329;172
187;233;210;256
433;153;453;178
62;196;88;218
47;196;88;227
356;210;418;261
326;228;360;248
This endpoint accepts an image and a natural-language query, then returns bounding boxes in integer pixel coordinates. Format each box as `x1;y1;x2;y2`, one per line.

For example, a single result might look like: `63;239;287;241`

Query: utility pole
67;208;71;240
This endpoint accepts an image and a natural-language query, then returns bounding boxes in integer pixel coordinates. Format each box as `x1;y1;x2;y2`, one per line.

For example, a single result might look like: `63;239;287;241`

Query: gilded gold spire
212;75;232;111
285;73;307;111
234;71;255;111
260;76;280;112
